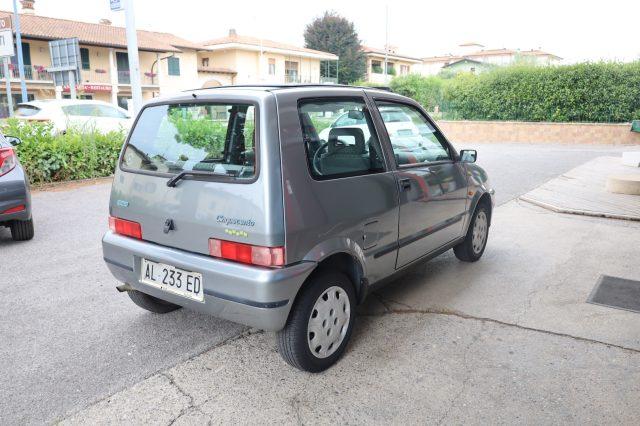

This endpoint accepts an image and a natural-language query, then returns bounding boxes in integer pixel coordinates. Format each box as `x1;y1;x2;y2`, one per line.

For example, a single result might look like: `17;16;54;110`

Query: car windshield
122;103;256;179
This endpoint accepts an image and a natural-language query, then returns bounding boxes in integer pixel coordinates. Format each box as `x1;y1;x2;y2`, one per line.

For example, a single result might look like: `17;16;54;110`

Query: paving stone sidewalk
520;156;640;220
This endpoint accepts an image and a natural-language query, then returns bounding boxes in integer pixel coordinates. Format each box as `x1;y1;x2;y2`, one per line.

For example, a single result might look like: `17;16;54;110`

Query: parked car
0;134;34;241
318;107;420;142
103;85;494;372
14;99;132;134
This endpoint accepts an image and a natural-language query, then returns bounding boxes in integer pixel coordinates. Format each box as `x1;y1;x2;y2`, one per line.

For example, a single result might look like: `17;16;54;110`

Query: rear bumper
102;232;316;331
0;167;31;223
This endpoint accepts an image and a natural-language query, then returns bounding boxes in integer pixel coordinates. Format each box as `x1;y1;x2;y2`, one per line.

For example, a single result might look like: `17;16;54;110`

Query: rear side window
298;98;385;180
14;105;41;117
122;103;256;180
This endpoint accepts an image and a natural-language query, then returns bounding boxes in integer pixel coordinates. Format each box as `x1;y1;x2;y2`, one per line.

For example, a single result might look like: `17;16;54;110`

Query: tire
277;270;356;373
454;203;490;262
10;218;34;241
127;289;181;314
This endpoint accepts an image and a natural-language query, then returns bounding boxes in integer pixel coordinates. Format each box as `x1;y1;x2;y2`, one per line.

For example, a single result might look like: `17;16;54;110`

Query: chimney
99;18;112;25
229;28;237;37
20;0;35;14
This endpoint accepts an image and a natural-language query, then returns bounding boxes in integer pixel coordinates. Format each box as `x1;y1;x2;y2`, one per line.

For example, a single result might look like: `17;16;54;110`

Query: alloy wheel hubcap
307;286;351;359
472;211;488;254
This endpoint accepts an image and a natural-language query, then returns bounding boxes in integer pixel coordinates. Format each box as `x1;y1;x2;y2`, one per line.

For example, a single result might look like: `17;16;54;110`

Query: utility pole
12;0;27;102
123;0;142;113
384;4;389;83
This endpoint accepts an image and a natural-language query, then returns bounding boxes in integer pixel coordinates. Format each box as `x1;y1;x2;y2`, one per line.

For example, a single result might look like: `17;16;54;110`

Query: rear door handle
399;178;412;191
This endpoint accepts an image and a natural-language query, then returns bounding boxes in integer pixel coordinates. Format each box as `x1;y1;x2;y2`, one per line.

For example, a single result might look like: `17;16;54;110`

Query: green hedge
2;119;125;185
389;62;640;123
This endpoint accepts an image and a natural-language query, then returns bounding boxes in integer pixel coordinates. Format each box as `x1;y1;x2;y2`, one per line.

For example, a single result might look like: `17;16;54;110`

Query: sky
0;0;638;63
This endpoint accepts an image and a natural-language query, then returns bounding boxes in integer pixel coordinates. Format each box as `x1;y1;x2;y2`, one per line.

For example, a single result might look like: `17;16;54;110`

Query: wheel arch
300;239;367;304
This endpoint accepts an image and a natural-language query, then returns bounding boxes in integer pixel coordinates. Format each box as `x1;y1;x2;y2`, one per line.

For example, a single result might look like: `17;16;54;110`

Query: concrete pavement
521;156;640;220
2;143;638;424
61;175;640;424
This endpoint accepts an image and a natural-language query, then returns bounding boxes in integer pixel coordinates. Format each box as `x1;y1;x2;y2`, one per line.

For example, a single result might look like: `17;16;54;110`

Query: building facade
362;46;422;85
0;5;202;114
197;30;338;87
420;42;562;76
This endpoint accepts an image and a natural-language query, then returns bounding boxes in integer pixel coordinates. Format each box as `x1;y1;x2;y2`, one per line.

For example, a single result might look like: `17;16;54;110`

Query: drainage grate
587;275;640;313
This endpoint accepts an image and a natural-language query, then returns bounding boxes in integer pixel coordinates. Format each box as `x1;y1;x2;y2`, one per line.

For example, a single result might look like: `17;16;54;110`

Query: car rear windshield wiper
166;169;237;187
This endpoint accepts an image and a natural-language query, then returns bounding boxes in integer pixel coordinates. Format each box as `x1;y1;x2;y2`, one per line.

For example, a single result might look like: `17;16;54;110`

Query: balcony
0;65;52;82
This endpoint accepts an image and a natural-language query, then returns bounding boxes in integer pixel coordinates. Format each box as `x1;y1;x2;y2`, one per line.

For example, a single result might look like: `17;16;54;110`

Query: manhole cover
587;275;640;313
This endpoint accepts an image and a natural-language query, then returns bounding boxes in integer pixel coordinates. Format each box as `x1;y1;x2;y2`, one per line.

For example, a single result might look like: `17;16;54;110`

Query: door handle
399;178;412;191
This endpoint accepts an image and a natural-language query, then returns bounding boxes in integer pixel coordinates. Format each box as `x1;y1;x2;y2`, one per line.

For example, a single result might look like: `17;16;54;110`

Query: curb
518;196;640;222
31;176;114;192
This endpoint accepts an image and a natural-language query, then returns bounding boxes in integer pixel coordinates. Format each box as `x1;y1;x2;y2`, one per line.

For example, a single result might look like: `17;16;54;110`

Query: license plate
140;259;204;302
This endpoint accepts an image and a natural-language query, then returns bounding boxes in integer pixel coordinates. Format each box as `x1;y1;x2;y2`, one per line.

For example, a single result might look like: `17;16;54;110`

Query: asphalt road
0;143;634;424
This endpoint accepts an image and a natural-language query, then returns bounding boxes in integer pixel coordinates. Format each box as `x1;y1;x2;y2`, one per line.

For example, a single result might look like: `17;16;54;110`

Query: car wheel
127;289;181;314
10;218;34;241
454;203;490;262
277;270;356;372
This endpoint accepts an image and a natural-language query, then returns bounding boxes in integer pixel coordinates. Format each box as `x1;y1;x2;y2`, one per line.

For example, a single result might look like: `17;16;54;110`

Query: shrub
2;119;125;185
389;74;445;111
390;61;640;123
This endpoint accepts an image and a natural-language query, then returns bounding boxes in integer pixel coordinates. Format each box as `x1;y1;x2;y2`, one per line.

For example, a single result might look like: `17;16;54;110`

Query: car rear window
121;103;256;180
14;105;41;117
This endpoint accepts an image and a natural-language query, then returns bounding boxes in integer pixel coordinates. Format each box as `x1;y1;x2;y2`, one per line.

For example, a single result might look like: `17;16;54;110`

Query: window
285;61;298;83
167;56;180;76
400;64;409;75
117;96;131;111
268;58;276;75
376;102;451;165
62;104;100;117
298;98;385;179
116;52;130;84
202;57;209;67
122;103;256;180
371;60;383;74
80;48;91;70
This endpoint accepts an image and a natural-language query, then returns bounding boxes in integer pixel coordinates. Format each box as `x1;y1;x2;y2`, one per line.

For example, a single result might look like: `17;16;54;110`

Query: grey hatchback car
0;134;34;241
103;85;494;372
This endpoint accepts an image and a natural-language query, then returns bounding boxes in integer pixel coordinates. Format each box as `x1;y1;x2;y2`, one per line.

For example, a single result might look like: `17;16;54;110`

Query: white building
420;42;562;76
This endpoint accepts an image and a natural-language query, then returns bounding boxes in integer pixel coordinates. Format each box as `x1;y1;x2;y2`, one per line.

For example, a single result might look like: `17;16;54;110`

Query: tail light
209;238;285;267
109;216;142;239
0;147;17;177
1;205;25;214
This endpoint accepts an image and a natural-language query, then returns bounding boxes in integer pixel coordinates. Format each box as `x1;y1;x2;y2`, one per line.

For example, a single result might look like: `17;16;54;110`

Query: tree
304;11;366;84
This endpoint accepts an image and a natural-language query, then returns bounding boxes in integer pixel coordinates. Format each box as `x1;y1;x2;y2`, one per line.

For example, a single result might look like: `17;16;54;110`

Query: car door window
95;105;128;119
298;98;385;179
376;102;451;166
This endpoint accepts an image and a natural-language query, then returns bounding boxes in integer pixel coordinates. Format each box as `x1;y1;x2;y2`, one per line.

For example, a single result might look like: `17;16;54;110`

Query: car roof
180;84;398;98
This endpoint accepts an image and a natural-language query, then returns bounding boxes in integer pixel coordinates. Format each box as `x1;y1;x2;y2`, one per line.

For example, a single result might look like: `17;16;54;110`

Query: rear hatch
109;95;284;257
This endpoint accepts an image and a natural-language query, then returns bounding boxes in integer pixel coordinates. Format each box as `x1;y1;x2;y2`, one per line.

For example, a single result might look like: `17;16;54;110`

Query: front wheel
277;271;356;372
454;204;490;262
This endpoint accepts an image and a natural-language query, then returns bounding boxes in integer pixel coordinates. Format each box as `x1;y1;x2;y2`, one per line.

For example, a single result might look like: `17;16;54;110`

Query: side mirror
459;149;477;163
5;136;21;146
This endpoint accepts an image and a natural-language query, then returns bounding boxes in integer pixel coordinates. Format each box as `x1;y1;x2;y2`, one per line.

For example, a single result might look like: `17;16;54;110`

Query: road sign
47;38;82;99
110;0;124;11
0;17;14;57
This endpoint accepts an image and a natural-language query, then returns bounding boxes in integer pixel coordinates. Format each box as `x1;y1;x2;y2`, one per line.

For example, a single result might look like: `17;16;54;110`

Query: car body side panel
274;88;401;285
